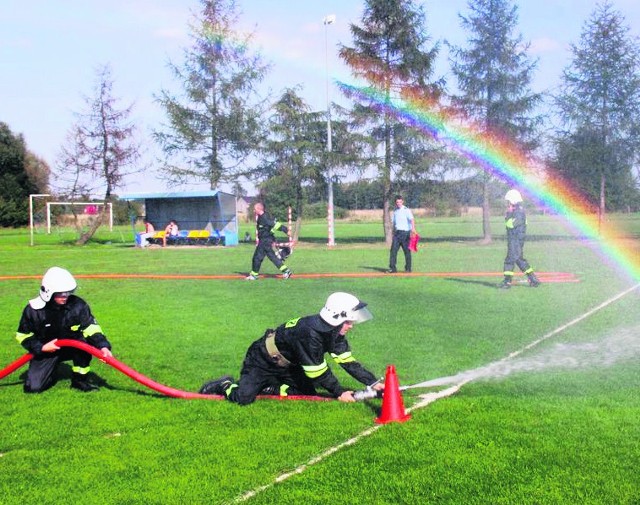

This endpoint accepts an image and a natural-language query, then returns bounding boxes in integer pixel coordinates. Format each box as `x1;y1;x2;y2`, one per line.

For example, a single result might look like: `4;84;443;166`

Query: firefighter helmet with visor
319;292;373;326
505;189;523;205
29;267;77;309
39;267;77;302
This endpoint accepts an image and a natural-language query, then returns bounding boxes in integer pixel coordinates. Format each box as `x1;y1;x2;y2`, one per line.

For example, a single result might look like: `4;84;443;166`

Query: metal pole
29;195;34;246
288;205;292;248
324;14;336;247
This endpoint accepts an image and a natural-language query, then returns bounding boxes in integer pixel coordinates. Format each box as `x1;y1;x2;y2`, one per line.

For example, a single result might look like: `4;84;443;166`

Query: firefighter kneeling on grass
199;293;385;404
15;267;113;393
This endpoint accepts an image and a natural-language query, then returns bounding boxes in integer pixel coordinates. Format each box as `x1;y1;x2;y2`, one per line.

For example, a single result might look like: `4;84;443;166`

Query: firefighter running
199;292;385;404
498;189;541;289
15;267;113;393
246;202;293;281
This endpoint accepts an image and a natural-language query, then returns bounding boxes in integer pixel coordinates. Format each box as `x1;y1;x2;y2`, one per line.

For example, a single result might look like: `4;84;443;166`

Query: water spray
402;327;640;392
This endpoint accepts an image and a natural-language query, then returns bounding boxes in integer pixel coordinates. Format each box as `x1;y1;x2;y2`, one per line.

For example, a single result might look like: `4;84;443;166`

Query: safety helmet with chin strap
29;267;77;309
505;189;523;205
319;292;373;327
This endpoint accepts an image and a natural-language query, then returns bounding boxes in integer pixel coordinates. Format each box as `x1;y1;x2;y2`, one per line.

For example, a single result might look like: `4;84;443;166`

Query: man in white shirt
388;196;416;273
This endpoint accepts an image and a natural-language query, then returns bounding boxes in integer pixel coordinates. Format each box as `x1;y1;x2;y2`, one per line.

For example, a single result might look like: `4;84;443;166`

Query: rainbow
337;81;640;282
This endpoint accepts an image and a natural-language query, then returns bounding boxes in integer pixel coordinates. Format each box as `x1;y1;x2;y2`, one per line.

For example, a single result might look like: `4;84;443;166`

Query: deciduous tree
56;64;143;244
0;122;40;226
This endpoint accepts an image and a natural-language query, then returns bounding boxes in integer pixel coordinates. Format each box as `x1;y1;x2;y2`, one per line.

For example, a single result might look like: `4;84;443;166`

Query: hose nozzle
352;387;381;401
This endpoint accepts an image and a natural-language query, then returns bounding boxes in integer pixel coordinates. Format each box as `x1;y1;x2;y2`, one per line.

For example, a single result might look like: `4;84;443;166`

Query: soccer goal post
29;193;50;246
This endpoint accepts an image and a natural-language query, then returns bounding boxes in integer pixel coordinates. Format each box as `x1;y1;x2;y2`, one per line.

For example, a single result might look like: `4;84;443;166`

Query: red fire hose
0;339;332;401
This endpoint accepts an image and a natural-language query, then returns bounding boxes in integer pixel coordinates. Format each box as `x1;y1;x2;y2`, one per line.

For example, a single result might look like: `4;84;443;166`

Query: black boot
497;276;512;289
259;385;280;396
527;272;541;287
199;375;234;395
71;373;98;392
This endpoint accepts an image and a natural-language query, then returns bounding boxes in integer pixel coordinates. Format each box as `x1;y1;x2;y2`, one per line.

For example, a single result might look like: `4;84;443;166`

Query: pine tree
554;1;640;221
254;88;324;238
254;89;363;239
449;0;541;243
154;0;269;190
340;0;441;243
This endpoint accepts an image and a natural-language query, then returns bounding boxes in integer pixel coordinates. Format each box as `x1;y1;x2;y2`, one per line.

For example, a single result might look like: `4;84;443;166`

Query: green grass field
1;215;639;504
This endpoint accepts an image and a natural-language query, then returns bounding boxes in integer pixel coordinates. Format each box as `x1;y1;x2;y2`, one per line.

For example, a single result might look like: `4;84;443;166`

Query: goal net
30;198;113;244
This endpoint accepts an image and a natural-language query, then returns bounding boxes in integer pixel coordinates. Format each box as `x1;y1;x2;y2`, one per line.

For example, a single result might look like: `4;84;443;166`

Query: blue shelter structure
122;190;239;246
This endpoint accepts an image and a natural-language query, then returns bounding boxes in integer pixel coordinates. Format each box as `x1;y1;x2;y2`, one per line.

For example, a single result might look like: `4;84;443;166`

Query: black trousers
251;239;285;274
24;347;92;392
228;335;316;405
503;235;531;274
389;230;412;272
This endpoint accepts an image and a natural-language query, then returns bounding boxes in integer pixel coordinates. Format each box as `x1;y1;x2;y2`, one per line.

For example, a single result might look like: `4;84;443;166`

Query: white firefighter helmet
29;267;77;309
505;189;523;205
319;292;373;326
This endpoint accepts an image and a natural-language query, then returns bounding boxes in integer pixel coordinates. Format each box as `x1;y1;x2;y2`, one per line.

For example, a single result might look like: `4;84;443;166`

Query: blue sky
1;0;639;195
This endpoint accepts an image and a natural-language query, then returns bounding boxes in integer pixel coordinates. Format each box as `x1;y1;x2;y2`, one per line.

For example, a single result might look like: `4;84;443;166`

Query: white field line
227;283;640;504
498;282;640;361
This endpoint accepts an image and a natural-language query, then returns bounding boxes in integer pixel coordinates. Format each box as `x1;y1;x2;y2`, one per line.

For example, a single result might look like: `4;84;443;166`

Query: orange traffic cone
375;364;411;424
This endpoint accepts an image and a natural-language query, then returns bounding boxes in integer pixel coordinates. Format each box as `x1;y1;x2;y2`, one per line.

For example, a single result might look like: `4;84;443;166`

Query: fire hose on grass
0;339;336;402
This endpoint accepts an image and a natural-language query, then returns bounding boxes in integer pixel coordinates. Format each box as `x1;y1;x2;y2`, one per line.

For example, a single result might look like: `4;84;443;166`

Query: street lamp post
324;14;336;247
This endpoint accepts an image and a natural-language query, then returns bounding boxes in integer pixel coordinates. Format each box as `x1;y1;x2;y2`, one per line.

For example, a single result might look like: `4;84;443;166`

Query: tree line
2;0;639;245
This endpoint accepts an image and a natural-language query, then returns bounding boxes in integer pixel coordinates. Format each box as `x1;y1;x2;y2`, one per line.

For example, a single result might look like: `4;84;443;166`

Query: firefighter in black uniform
199;292;385;404
15;267;113;393
246;202;292;280
498;190;541;289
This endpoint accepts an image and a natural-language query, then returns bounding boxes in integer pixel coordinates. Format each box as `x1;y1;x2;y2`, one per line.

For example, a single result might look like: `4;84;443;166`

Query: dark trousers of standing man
389;230;412;272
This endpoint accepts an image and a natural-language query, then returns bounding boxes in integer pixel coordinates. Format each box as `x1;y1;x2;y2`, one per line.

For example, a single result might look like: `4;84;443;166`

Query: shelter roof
120;190;231;201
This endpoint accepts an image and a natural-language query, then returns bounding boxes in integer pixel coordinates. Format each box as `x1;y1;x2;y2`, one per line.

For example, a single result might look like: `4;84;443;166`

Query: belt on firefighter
265;332;291;368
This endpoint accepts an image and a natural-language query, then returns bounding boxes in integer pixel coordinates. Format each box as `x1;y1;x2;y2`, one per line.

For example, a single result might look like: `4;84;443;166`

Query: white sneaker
282;270;292;279
246;274;258;281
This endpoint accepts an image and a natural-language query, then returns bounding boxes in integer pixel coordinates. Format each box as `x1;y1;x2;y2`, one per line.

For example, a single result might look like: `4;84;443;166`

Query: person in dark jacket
498;189;541;289
199;292;384;404
246;202;292;280
15;267;113;393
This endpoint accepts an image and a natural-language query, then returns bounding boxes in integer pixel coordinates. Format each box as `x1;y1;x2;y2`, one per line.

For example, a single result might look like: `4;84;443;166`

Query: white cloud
529;37;563;55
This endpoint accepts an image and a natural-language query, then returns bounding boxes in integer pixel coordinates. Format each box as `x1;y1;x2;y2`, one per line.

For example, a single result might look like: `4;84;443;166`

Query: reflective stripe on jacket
16;296;111;356
272;314;377;397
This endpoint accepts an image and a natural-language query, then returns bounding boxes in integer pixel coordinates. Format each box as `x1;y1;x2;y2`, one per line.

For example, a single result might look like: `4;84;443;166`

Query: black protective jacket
273;314;377;397
16;296;111;356
256;211;288;242
505;205;527;240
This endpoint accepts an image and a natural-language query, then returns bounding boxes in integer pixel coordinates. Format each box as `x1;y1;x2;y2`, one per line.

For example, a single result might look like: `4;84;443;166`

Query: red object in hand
409;233;420;252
